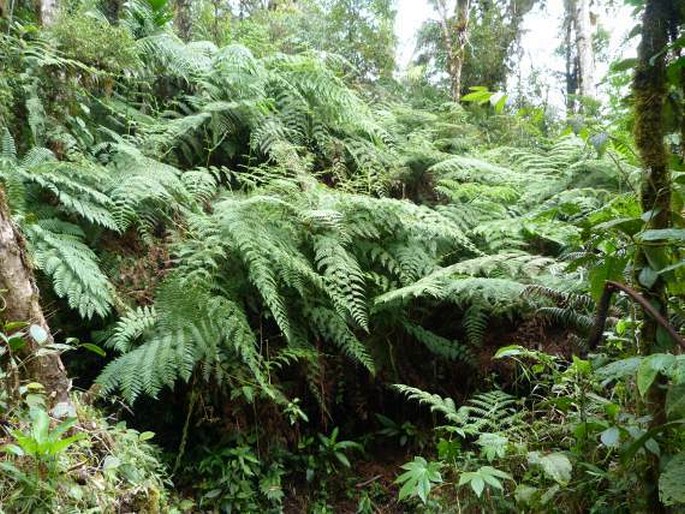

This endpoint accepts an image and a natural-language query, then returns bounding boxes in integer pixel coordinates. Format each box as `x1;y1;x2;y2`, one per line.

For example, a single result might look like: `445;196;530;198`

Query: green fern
394;385;521;437
27;220;114;319
97;278;269;402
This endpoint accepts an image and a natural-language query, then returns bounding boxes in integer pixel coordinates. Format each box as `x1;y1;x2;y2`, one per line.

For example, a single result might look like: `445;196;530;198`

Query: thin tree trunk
681;67;685;164
174;0;192;41
0;187;71;406
563;2;577;111
435;0;470;102
575;0;595;98
632;0;672;511
38;0;58;25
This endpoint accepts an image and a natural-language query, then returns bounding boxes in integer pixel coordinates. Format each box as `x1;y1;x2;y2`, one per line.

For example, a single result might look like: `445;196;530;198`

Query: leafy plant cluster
0;0;683;511
394;339;685;511
0;324;172;513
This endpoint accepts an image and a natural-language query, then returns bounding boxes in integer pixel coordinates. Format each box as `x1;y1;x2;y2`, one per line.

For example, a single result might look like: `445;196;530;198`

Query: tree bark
563;3;577;111
38;0;58;26
0;186;71;406
563;0;595;110
632;0;673;511
174;0;192;41
435;0;471;102
574;0;595;99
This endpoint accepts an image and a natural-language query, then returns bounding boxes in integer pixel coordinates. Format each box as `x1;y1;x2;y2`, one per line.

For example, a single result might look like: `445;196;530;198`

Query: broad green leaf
458;472;486;497
49;433;86;455
3;321;27;332
481;473;503;490
396;457;442;504
595;357;643;384
638;229;685;242
30;408;50;446
461;90;492;103
600;426;620;448
514;484;538;505
620;421;685;464
666;384;685;420
540;484;560;505
7;334;26;352
139;431;156;441
592;216;642;236
103;455;121;470
49;416;78;440
643;246;671;273
638;266;659;288
494;345;527;359
1;444;25;456
659;454;685;506
334;451;351;468
528;451;572;485
589;255;627;302
637;354;675;397
25;393;45;408
476;433;509;462
470;475;485;497
80;343;106;357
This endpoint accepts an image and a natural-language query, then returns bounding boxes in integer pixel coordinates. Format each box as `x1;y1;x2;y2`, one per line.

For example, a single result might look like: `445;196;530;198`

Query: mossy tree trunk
632;0;675;510
0;187;71;406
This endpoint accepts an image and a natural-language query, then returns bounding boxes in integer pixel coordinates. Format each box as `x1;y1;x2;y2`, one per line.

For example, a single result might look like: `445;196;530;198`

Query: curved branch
588;280;685;351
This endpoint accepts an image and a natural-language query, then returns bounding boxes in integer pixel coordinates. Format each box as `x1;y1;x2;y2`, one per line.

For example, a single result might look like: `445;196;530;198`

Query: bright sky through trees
395;0;636;109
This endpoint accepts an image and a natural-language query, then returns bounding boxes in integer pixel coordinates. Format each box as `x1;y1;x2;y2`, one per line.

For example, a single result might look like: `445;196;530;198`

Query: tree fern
27;220;114;319
97;278;270;403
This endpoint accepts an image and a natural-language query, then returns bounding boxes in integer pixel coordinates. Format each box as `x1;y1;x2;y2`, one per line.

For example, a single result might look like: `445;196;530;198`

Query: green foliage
97;181;481;402
194;442;285;513
4;407;84;463
415;0;535;97
660;454;685;507
229;0;397;83
4;3;683;511
458;465;513;498
0;393;171;513
395;456;443;504
50;12;141;73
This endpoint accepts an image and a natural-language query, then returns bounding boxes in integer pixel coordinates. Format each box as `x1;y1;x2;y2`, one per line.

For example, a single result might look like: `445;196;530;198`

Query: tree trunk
174;0;192;41
574;0;595;99
435;0;471;102
632;0;673;511
563;2;577;111
0;186;71;406
563;0;595;110
38;0;58;25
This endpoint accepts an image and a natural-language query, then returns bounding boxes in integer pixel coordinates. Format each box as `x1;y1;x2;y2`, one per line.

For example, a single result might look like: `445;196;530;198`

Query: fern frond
392;384;464;425
27;221;114;319
103;306;158;353
402;322;469;361
306;305;375;373
313;234;368;329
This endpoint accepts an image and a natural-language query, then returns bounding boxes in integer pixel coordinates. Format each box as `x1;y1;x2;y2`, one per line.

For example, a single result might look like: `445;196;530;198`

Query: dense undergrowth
0;0;684;512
